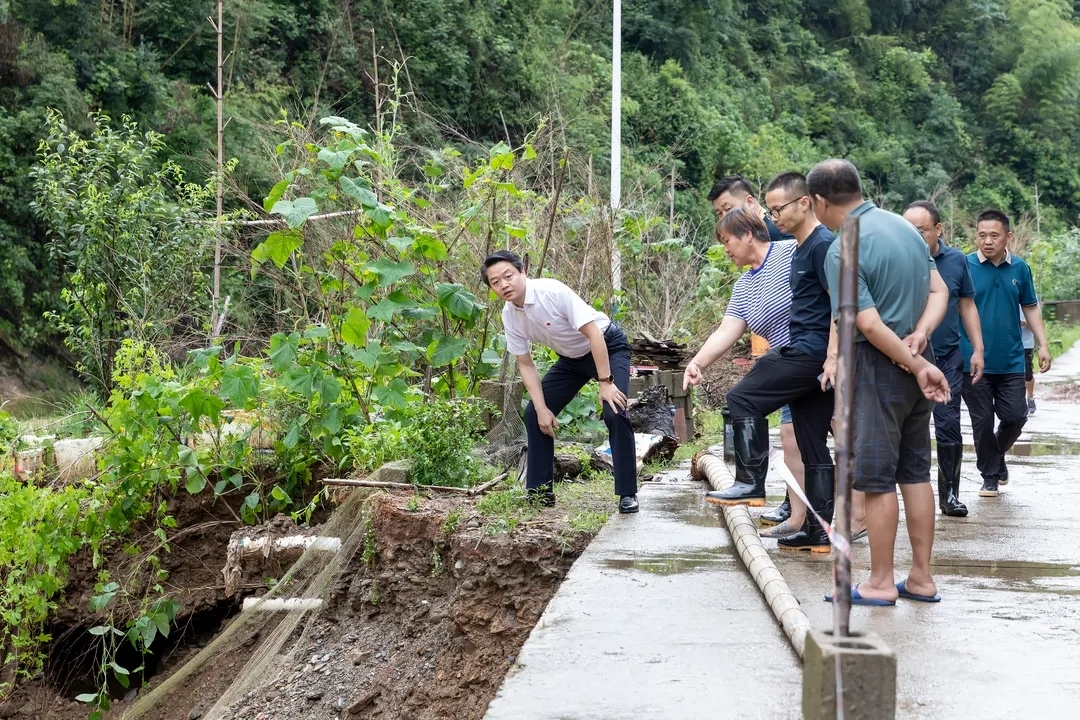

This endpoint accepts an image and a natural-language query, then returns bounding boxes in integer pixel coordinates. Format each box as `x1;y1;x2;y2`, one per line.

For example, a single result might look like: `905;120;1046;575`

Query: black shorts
851;343;933;494
1024;348;1034;382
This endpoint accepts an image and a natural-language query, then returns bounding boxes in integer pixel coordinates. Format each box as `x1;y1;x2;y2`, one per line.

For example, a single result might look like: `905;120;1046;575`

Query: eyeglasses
765;197;806;219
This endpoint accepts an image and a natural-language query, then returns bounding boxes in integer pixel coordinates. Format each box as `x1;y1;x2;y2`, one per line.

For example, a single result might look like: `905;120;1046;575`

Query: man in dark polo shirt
706;171;837;555
708;175;790;243
813;159;951;606
960;210;1051;499
903;201;985;517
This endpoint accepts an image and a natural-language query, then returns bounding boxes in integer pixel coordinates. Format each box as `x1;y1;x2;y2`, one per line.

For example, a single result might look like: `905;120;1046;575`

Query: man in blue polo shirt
903;201;985;517
960;210;1051;498
708;175;791;242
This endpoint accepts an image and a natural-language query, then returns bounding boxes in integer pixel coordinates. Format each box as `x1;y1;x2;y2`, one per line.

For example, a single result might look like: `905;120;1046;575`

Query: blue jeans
524;324;636;496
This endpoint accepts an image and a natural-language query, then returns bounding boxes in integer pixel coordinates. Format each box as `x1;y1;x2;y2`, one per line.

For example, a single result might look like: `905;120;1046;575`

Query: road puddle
602;549;734;575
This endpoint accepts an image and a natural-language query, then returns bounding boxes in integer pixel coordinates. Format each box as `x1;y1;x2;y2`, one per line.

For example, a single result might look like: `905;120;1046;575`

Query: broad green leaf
366;298;406;322
351;342;381;368
271;485;293;503
505;225;527;239
179;389;224;427
365;204;392;230
386;235;415;254
321;406;343;434
268;332;299;372
283;365;316;398
340;175;378;207
185;474;207;495
340;307;371;346
283;421;302;450
416;236;448;261
318;146;354;172
220;365;258;407
372;378;409;409
252;229;303;269
437;283;484;324
428;336;470;367
370;258;415;286
481;349;502;364
523;143;537;160
401;306;441;321
151;612;171;638
463;165;485;189
270;197;318;228
320;375;342;403
76;694;98;703
263;179;290;212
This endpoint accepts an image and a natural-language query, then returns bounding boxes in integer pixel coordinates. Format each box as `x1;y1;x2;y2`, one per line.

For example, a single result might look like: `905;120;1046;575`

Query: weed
405;493;421;512
431;545;444;576
362;520;377;568
440;508;464;535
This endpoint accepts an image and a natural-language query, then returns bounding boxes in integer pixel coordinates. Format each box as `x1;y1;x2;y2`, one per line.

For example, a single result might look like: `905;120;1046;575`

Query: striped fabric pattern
725;240;797;348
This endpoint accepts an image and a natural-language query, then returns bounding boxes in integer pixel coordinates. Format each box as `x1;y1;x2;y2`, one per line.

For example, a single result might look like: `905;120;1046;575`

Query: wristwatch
599;375;614;383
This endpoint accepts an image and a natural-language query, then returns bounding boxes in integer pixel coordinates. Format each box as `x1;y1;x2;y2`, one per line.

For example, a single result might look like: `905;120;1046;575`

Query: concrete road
773;343;1080;717
484;473;804;720
486;344;1080;718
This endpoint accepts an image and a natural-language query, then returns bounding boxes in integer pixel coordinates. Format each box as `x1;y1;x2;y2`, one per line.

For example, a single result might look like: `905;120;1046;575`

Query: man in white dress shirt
484;250;639;513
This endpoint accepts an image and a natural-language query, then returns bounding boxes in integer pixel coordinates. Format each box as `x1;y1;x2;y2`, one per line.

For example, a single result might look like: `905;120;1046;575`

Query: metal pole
833;214;859;638
610;0;622;293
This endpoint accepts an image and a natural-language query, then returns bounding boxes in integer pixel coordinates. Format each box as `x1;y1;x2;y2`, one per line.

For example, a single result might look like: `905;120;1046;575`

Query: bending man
683;208;808;539
484;250;639;514
705;172;837;554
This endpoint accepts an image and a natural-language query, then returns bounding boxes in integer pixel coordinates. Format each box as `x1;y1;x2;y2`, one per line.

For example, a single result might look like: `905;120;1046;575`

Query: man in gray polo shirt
813;159;951;606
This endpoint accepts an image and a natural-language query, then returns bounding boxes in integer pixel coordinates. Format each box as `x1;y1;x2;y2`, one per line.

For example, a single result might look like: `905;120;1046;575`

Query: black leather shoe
979;477;999;498
705;417;769;506
778;464;834;553
937;443;968;517
619;495;639;514
760;495;792;526
528;487;556;507
998;462;1009;486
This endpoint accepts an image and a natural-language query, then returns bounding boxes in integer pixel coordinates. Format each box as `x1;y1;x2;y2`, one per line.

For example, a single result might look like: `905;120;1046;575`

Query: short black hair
806;159;863;205
905;200;941;226
482;250;525;286
765;171;808;199
717;207;771;244
708;175;755;202
976;209;1011;232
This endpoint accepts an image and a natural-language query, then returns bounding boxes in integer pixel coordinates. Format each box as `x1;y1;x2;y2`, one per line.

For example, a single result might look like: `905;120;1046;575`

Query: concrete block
803;629;895;720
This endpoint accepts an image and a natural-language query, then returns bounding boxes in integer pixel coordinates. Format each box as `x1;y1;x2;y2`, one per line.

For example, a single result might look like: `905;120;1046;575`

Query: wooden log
321;478;472;494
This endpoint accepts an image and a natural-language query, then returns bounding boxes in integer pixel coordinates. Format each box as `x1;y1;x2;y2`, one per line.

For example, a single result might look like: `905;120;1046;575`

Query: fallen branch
468;471;510;496
321;478;473;493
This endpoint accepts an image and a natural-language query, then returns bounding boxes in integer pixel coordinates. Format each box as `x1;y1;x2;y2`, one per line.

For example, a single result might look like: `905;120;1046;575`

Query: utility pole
610;0;622;294
209;0;224;338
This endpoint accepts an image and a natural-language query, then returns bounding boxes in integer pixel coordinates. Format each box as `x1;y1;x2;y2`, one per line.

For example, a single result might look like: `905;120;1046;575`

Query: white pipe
610;0;622;292
236;535;341;555
694;451;813;659
241;597;323;612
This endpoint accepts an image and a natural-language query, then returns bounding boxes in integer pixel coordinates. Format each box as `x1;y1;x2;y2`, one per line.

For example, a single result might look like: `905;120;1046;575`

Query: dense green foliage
5;0;1080;355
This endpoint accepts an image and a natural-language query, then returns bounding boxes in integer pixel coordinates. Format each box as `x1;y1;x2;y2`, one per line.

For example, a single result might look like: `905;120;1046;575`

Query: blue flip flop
824;584;896;607
896;580;941;603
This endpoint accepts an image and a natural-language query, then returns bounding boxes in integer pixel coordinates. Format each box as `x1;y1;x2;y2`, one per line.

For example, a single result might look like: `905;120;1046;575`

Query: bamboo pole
209;0;224;338
833;215;860;637
692;451;813;658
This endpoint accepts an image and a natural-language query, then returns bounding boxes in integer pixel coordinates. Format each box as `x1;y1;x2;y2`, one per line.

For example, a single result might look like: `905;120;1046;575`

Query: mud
5;492;591;720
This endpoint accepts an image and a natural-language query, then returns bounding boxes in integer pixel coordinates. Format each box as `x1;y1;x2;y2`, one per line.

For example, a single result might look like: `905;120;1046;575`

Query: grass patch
474;470;615;541
673;407;722;463
1046;320;1080;360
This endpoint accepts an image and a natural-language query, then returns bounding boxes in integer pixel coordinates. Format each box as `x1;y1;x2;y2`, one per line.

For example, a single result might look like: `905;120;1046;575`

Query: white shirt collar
976;248;1012;265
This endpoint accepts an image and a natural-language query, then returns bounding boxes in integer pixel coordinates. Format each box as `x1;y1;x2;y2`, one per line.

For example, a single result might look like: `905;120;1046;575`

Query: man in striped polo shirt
700;172;839;554
683;208;810;538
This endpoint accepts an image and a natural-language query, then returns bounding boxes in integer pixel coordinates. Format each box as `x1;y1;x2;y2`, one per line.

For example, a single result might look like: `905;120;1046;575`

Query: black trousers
725;347;834;466
524;325;636;496
961;372;1027;480
932;348;964;446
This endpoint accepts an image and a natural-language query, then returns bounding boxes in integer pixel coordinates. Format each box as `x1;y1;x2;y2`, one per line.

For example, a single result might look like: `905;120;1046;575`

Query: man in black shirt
706;172;836;554
708;175;790;243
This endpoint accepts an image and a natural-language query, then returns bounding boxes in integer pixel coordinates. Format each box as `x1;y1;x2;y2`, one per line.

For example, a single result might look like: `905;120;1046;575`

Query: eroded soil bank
3;490;597;720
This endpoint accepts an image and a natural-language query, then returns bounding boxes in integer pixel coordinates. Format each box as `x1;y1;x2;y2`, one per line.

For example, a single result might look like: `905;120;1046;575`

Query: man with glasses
708;175;790;242
903;201;985;517
706;172;837;555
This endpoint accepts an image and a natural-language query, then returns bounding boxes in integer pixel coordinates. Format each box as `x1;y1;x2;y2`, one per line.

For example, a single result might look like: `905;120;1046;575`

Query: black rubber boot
777;464;834;553
937;443;968;517
759;493;791;526
706;417;769;506
721;407;734;464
